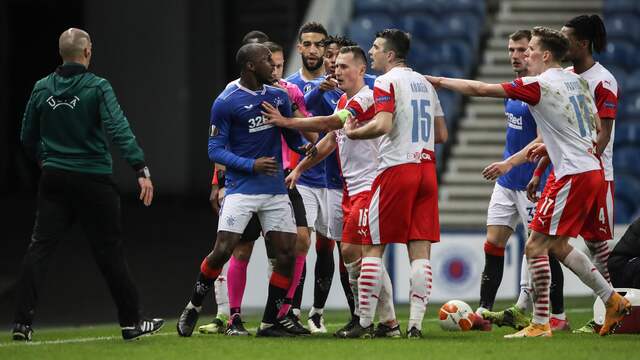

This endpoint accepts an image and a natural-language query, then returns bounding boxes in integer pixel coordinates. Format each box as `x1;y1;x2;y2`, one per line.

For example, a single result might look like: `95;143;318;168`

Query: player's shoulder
284;71;301;84
219;81;242;101
264;84;289;97
592;63;618;93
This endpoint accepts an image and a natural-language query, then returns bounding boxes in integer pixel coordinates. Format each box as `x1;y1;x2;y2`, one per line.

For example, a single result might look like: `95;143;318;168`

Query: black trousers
13;168;140;327
609;255;640;289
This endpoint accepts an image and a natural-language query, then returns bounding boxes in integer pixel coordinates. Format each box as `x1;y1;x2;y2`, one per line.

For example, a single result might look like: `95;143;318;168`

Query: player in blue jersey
475;30;567;332
177;43;307;338
284;21;334;329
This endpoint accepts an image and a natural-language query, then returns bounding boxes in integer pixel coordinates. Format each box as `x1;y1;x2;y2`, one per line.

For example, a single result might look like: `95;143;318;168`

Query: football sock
515;255;533;312
548;254;565;316
189;258;221;308
552;312;566;320
227;257;248;316
214;267;229;318
338;250;356;316
479;242;505;311
313;236;335;309
358;257;383;328
345;258;362;317
267;257;276;281
408;259;432;331
529;255;551;325
562;248;613;303
378;264;397;325
292;261;306;312
263;272;291;324
586;241;611;283
278;255;305;318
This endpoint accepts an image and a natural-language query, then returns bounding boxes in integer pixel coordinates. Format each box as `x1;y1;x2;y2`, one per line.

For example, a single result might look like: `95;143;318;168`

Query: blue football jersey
285;70;327;188
497;98;548;191
208;81;303;195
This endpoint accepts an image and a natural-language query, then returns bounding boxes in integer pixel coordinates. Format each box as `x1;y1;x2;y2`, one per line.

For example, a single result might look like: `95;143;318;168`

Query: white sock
377;264;396;325
214;264;229;318
515;254;533;312
408;259;432;331
476;307;489;316
345;258;362;317
551;312;566;320
186;301;202;312
309;307;323;317
586;241;611;283
529;255;551;325
358;257;384;328
562;248;613;303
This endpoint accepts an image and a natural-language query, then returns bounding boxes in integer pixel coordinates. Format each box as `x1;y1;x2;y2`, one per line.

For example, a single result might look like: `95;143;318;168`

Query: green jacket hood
43;62;95;97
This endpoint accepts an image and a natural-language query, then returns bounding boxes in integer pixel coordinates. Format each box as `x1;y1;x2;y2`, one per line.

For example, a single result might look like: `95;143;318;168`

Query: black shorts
238;187;306;242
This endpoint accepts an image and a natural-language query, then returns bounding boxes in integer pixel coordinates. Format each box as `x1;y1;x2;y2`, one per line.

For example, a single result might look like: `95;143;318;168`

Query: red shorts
342;191;372;245
582;180;614;241
529;170;609;238
366;159;440;245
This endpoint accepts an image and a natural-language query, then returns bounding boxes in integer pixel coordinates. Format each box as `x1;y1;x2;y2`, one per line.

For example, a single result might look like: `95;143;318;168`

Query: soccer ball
438;300;474;331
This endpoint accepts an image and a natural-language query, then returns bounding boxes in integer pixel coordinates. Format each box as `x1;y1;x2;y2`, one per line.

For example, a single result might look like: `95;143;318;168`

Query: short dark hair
339;45;368;66
263;41;283;54
242;30;269;45
375;29;411;60
532;26;569;61
323;35;357;48
297;21;328;41
565;14;607;54
509;29;532;42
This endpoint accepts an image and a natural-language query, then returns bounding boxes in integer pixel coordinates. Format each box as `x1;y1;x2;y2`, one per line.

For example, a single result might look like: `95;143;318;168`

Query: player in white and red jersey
427;26;630;338
561;14;619;334
262;46;401;338
342;29;448;338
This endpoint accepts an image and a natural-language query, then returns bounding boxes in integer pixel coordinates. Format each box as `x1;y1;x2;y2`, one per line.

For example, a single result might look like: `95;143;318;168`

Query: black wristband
137;166;151;179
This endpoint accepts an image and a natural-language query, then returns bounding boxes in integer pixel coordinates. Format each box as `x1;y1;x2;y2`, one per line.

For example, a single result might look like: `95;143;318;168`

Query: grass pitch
1;297;638;360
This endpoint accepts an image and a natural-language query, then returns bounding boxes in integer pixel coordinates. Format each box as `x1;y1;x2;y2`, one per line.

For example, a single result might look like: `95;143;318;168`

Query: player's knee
316;234;335;254
340;243;361;264
233;243;253;261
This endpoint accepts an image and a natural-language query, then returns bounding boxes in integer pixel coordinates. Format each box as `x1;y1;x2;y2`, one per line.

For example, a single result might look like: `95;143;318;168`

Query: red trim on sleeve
501;78;541;105
374;83;395;114
594;81;618;119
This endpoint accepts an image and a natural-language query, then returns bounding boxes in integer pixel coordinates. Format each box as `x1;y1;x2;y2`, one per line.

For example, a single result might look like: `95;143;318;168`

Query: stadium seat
604;15;640;43
597;41;636;70
407;38;431;70
397;0;440;13
353;0;392;15
614;197;635;224
625;69;640;94
603;65;627;92
620;91;640;120
615;174;640;212
603;0;639;16
429;65;465;79
614;146;640;177
347;14;396;49
434;41;475;74
440;0;486;17
614;121;640;146
401;15;440;41
438;14;482;50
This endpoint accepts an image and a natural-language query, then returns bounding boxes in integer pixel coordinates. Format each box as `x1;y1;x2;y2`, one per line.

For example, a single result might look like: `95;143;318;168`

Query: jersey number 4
411;99;432;143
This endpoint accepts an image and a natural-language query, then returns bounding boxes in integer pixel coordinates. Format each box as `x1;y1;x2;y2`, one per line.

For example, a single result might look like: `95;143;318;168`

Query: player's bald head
59;28;91;60
236;43;270;70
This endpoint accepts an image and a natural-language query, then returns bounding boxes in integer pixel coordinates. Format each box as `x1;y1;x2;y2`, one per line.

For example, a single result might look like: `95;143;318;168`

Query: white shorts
486;183;537;230
218;193;297;235
297;185;328;235
326;188;344;241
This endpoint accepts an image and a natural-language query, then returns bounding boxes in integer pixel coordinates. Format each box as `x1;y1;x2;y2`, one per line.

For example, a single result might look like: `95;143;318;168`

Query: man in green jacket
13;28;163;341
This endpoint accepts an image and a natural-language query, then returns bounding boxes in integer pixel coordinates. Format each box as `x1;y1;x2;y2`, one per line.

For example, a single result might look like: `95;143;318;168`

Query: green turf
1;297;638;360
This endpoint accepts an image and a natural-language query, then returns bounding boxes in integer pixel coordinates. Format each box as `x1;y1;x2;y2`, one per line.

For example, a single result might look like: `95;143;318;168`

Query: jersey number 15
411;99;431;143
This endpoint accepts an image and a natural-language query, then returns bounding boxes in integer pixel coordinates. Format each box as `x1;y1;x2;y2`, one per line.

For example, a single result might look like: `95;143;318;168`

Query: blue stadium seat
614;121;640;145
603;65;627;92
347;14;396;49
438;14;482;49
597;41;636;70
397;0;440;13
615;197;635;224
615;174;640;211
603;0;638;16
354;0;392;15
614;145;640;177
605;15;640;43
429;65;465;79
407;38;430;70
401;14;440;41
440;0;486;17
438;40;475;74
625;69;640;93
619;91;640;119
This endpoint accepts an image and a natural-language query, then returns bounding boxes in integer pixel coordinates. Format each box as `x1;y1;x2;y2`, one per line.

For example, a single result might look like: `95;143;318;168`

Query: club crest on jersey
273;97;285;107
303;83;314;94
209;124;219;137
46;96;80;109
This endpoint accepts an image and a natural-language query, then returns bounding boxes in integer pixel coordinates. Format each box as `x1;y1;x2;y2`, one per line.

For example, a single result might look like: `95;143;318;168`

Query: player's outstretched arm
344;111;392;140
426;76;507;98
262;101;343;133
482;135;543;181
286;133;337;189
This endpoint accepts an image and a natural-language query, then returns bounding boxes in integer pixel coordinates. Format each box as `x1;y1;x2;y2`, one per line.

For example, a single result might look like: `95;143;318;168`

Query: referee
13;28;163;341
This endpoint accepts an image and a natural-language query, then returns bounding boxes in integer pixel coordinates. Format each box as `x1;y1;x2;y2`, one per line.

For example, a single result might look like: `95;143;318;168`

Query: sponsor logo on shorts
406;152;433;161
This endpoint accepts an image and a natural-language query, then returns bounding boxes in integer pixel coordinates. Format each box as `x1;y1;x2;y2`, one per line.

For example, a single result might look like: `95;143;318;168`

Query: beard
302;56;323;72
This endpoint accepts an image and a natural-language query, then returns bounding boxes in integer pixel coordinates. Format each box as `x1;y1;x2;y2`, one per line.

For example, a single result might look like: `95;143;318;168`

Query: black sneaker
307;313;327;333
122;318;165;341
256;322;296;337
374;322;402;338
279;314;311;336
334;316;359;337
12;323;33;342
339;322;374;339
177;307;199;337
406;326;422;339
225;314;251;336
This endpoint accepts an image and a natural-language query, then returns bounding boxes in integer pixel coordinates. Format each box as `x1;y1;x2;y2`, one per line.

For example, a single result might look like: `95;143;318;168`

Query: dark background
0;0;309;326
